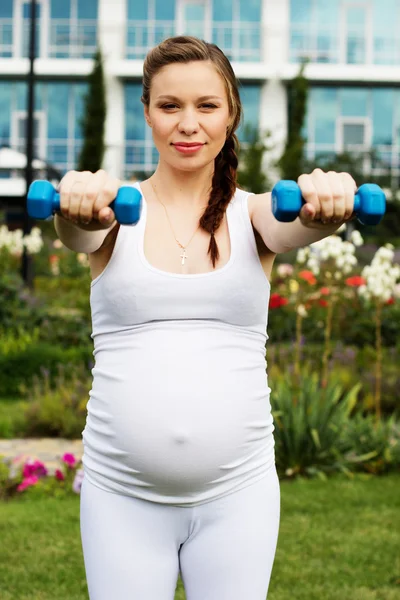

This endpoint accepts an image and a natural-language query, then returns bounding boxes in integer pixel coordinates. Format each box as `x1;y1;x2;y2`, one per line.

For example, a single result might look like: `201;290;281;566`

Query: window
0;0;13;57
126;0;262;61
1;81;87;173
49;0;98;58
306;86;400;182
290;0;339;63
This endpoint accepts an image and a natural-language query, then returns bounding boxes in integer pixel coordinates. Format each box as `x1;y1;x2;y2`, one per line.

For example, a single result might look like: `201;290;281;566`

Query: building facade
1;0;399;184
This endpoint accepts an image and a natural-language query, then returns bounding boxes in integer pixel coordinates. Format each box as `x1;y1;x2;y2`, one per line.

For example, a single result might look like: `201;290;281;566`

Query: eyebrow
156;95;223;102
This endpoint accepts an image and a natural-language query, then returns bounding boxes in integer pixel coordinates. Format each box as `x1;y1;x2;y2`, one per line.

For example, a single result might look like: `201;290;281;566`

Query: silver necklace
150;179;204;266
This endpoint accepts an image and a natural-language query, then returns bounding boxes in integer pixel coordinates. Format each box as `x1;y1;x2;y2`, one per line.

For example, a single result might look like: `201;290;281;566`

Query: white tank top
82;183;275;506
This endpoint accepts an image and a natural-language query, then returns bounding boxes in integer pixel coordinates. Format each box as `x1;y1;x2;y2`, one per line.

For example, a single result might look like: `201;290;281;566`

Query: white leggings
80;465;281;600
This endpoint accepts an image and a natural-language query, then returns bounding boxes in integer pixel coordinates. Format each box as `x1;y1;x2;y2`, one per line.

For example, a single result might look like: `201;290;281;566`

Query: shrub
0;342;93;398
21;362;91;438
271;366;362;480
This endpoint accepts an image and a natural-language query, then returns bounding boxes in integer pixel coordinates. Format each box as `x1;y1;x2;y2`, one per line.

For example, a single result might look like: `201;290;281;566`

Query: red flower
319;299;329;307
320;287;330;295
55;469;65;481
49;254;59;263
345;276;366;287
386;297;395;305
269;293;289;309
299;270;317;285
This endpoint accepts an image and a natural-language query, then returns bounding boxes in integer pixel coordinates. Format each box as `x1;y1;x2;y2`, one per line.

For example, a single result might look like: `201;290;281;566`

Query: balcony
290;24;400;66
126;21;262;62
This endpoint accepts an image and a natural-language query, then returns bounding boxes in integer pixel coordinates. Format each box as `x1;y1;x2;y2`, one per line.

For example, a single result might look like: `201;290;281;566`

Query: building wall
0;0;399;184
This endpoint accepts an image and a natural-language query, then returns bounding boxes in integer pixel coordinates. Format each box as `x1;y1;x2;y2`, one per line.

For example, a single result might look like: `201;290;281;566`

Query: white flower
350;230;364;247
53;239;63;249
297;248;309;264
297;304;308;318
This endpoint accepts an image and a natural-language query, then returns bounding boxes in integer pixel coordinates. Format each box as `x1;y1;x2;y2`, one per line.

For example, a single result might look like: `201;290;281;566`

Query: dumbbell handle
27;180;142;225
272;180;386;226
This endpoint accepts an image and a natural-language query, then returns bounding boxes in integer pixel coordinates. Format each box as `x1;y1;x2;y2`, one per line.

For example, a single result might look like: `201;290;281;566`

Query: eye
200;103;217;109
161;103;178;110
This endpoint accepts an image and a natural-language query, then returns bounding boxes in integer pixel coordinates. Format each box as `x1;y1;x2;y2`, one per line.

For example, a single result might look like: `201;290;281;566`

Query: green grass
0;473;399;599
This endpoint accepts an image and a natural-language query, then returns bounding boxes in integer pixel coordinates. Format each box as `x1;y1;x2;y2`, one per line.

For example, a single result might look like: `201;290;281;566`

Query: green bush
0;342;93;398
21;362;91;438
340;412;400;475
271;367;362;480
271;367;400;480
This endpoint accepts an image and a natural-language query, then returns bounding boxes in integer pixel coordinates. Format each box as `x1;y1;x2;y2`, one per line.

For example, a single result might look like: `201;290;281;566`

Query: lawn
1;473;399;599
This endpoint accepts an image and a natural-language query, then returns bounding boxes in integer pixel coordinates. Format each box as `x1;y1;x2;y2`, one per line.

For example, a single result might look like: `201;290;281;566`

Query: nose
178;108;200;136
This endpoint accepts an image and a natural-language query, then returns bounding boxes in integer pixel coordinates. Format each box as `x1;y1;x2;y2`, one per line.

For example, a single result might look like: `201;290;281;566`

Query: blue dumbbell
27;179;142;225
271;180;386;226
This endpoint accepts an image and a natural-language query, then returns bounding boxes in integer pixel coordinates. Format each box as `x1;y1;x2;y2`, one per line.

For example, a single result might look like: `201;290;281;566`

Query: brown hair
141;36;242;268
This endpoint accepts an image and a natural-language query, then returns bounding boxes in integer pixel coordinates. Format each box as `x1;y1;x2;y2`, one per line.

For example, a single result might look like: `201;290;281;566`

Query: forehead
150;61;227;100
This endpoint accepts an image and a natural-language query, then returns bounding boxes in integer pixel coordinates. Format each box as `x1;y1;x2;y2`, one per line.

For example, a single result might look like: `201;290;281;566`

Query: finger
340;172;357;220
58;170;79;220
80;170;107;224
327;171;345;223
312;168;334;222
70;177;90;223
297;173;320;222
93;175;120;224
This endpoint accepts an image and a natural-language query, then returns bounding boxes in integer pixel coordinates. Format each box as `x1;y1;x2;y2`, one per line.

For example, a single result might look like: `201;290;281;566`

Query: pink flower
22;459;48;479
17;475;39;492
277;263;294;278
62;453;77;468
55;469;65;481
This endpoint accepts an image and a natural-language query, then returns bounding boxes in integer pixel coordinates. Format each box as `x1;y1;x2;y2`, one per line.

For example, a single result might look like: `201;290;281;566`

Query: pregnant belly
84;329;273;494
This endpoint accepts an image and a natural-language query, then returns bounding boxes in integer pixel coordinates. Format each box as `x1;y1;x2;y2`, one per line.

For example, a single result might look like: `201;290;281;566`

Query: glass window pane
372;89;393;145
343;123;365;146
239;0;261;22
213;0;233;21
128;0;147;20
238;85;260;141
47;84;70;138
78;0;98;20
290;0;311;23
155;0;175;20
125;84;146;140
17;83;27;111
74;84;87;139
346;7;366;64
0;82;11;141
312;88;337;144
0;0;13;18
340;88;368;117
50;0;70;19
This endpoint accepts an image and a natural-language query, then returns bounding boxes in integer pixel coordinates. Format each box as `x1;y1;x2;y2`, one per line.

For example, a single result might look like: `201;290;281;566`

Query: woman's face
144;60;232;172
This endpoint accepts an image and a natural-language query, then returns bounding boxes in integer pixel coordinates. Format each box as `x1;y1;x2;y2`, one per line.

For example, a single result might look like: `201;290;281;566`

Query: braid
199;134;239;268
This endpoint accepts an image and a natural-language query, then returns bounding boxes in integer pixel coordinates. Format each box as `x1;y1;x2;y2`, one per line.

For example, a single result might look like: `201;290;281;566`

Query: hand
57;169;121;230
297;169;357;229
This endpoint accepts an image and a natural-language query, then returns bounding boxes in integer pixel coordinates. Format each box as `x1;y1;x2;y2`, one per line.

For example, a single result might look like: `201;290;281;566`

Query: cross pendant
180;248;187;265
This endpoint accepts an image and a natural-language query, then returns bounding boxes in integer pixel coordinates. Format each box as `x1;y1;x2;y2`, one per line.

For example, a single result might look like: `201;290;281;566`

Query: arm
54;213;118;253
249;192;340;254
249;170;357;254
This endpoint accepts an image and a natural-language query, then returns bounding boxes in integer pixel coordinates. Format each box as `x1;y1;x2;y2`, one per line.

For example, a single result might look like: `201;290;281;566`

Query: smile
172;144;204;154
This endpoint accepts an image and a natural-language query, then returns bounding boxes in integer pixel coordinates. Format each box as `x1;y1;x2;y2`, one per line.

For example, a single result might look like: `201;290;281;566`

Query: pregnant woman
54;36;358;600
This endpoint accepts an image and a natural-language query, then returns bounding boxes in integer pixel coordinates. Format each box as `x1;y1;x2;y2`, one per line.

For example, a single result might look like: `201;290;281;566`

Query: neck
150;160;214;210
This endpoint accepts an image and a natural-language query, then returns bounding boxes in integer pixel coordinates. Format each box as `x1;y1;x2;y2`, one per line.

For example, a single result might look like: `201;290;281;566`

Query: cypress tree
77;47;106;172
277;60;309;181
238;125;272;194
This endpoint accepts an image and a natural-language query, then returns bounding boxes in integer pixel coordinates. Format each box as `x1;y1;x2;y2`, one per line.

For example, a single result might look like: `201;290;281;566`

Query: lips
173;142;205;154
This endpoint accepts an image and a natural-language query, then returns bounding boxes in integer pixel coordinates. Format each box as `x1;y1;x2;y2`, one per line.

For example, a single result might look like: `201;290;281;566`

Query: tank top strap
229;187;259;259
